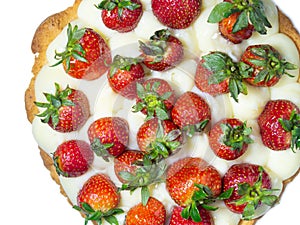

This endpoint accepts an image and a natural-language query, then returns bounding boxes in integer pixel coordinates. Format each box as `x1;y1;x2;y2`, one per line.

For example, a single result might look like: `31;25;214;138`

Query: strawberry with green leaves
152;0;202;29
169;206;214;225
208;0;272;44
171;91;211;137
194;52;252;102
166;157;232;222
209;118;253;160
35;83;89;133
53;140;94;177
258;99;300;151
223;163;278;220
137;118;182;163
139;29;184;71
107;55;145;99
52;24;111;80
114;150;166;205
75;174;123;225
88;117;129;161
240;44;297;87
96;0;143;33
125;197;166;225
133;78;176;121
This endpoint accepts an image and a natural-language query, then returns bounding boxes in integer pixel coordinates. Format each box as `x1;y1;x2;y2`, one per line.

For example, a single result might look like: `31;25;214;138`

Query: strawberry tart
25;0;300;225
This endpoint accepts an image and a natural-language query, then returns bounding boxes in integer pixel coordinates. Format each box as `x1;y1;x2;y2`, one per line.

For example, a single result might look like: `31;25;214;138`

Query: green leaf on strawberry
202;52;252;102
279;109;300;152
95;0;141;17
208;0;271;34
52;24;87;71
74;202;124;225
91;138;114;162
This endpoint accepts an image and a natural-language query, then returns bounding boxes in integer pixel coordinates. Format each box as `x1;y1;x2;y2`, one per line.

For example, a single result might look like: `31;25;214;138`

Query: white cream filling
32;0;300;224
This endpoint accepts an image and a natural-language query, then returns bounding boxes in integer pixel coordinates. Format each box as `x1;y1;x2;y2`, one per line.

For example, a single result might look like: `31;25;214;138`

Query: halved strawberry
208;0;272;44
169;206;214;225
223;163;278;220
152;0;201;29
139;29;184;71
171;91;211;137
52;24;111;80
96;0;143;33
75;174;123;224
34;83;89;133
166;157;231;222
137;118;182;162
258;99;300;151
194;52;252;101
88;117;129;160
208;118;253;160
107;55;145;99
125;197;166;225
240;44;297;87
53;140;94;177
114;150;166;205
133;78;176;120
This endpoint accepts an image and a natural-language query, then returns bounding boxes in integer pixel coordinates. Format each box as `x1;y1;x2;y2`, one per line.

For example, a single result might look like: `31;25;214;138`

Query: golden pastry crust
25;1;300;225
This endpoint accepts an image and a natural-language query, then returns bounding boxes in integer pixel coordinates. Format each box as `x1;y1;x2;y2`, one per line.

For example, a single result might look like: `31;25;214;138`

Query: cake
25;0;300;224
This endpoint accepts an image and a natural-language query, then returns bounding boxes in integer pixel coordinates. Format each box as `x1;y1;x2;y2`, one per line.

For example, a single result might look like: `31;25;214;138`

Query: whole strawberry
114;149;166;205
52;24;111;80
258;100;300;151
137;118;182;162
194;52;252;101
75;174;123;224
107;55;145;99
223;163;278;220
35;83;89;133
133;78;176;121
171;91;211;137
169;206;213;225
166;157;223;222
96;0;143;33
125;197;166;225
139;29;184;71
53;140;94;177
240;44;297;87
88;117;129;160
209;118;253;160
152;0;201;29
208;0;271;44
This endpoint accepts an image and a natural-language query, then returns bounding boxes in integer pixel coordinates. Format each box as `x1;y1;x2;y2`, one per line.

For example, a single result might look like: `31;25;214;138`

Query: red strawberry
240;44;297;87
169;206;213;225
107;55;145;99
223;163;278;220
152;0;201;29
125;197;166;225
75;174;123;224
258;99;300;151
52;24;111;80
208;0;271;44
114;149;144;183
137;118;182;162
53;140;94;177
133;78;176;120
166;157;223;222
208;118;253;160
96;0;143;33
88;117;129;160
139;29;184;71
34;83;89;133
171;91;211;137
194;52;251;100
114;149;166;205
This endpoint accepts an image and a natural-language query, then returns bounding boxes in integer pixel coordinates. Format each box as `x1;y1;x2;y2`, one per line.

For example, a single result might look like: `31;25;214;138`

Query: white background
0;0;299;224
